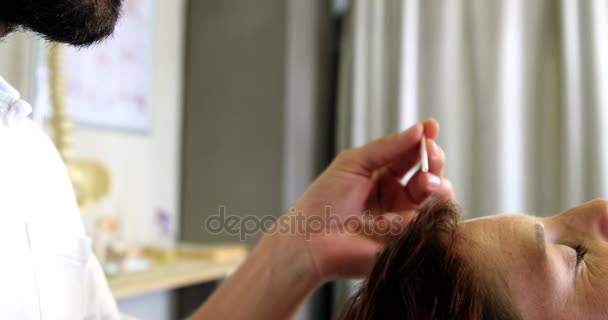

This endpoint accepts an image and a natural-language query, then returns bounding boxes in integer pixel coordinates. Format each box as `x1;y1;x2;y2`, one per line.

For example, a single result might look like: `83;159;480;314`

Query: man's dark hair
341;199;522;319
0;0;123;46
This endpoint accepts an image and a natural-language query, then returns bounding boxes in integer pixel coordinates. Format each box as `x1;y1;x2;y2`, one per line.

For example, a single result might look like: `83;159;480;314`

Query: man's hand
279;118;453;281
190;119;454;320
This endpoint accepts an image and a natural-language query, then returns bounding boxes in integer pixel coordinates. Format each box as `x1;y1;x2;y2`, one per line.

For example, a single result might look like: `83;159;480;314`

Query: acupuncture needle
420;136;429;173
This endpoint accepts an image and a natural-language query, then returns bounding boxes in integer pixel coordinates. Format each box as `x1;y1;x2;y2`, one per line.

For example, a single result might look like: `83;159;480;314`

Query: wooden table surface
108;244;248;299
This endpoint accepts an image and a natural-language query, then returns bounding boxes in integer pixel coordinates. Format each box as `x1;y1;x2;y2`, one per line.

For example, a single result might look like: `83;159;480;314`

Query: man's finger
404;172;443;205
426;139;446;177
386;136;445;178
421;118;440;140
434;177;455;200
339;119;439;177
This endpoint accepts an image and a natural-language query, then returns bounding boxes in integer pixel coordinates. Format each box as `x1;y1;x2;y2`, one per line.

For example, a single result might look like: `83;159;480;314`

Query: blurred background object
48;43;112;211
1;0;608;319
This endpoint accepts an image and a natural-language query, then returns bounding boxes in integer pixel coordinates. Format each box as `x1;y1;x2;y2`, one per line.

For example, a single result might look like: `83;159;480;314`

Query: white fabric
0;77;33;127
0;76;120;319
336;0;608;218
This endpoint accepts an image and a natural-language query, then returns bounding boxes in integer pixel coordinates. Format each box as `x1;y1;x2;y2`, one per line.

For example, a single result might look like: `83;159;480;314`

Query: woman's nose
558;199;608;241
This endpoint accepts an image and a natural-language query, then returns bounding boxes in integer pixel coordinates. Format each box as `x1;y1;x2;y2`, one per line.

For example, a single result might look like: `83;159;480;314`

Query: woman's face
461;199;608;319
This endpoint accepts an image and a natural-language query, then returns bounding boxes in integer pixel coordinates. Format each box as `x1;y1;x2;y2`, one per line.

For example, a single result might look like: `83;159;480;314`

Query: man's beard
0;0;123;47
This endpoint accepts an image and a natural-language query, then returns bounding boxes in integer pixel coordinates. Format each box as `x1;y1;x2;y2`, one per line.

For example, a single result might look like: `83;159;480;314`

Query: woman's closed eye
553;241;588;270
573;244;588;267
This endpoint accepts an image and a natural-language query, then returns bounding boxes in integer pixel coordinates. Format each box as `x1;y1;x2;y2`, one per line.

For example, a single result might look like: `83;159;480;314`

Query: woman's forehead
464;213;533;224
459;214;542;256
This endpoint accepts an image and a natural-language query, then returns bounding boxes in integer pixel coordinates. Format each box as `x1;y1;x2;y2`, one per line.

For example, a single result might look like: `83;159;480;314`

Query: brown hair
341;199;521;320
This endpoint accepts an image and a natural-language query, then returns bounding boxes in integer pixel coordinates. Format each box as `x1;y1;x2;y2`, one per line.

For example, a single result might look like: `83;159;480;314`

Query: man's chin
30;13;121;47
36;22;119;47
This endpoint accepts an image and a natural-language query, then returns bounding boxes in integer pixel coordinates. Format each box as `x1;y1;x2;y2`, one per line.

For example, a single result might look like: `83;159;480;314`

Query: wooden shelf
108;244;248;299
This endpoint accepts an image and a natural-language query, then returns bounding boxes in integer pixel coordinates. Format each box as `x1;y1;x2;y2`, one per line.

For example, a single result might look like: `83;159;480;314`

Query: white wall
0;32;38;100
73;0;186;244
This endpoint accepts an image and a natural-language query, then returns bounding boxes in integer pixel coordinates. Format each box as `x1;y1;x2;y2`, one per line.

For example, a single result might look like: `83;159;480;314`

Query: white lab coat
0;77;121;319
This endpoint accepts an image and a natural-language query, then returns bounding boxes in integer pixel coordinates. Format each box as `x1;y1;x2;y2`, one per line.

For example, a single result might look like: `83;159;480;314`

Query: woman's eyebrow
535;223;546;252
